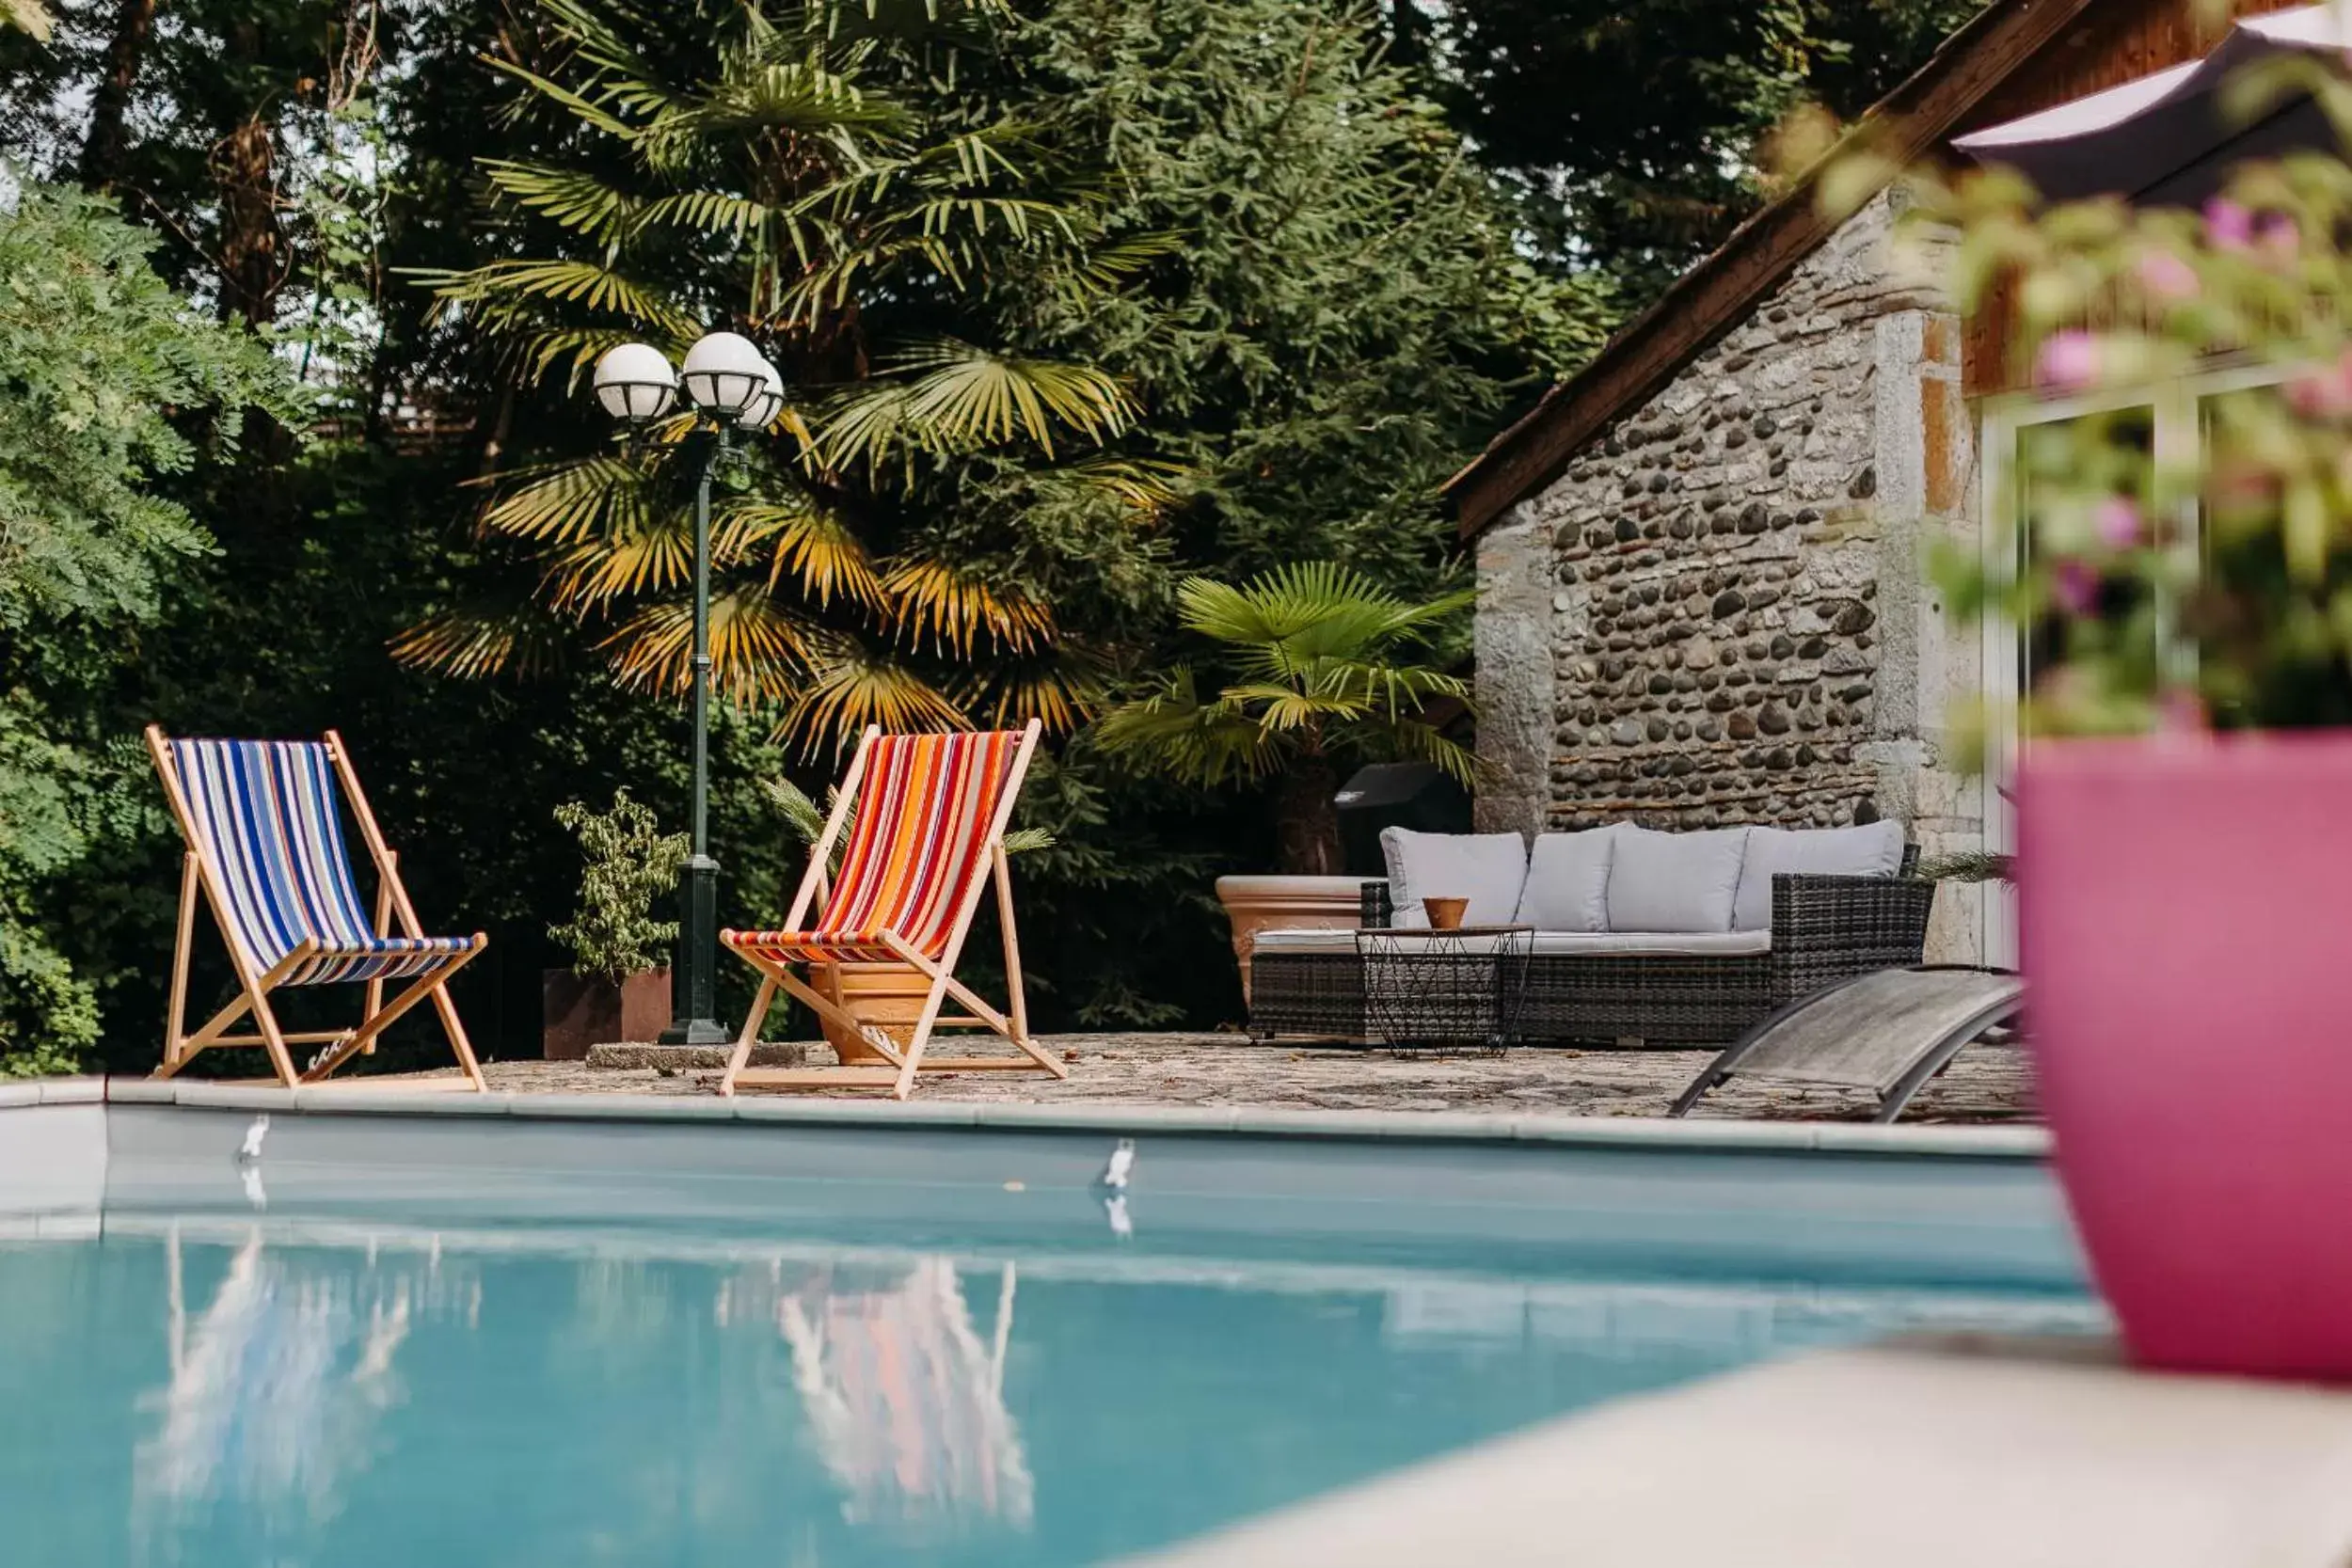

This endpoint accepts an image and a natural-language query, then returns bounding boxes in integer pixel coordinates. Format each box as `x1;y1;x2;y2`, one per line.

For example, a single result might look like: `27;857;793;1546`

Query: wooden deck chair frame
146;725;488;1092
720;721;1067;1100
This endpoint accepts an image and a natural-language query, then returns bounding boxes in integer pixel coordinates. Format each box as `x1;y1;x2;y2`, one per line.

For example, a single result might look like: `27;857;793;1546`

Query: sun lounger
146;727;487;1089
719;721;1066;1099
1669;965;2024;1121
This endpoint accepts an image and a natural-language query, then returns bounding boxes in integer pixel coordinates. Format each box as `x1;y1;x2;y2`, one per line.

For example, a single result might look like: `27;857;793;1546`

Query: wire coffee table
1354;925;1534;1053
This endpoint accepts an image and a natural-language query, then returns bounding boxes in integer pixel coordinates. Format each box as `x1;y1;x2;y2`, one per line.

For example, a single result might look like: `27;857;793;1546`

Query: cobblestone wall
1475;193;1989;958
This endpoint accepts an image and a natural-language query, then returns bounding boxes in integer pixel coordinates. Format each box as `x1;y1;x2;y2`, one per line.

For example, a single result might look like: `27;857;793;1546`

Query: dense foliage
1415;0;1989;296
0;184;299;1070
0;0;1977;1070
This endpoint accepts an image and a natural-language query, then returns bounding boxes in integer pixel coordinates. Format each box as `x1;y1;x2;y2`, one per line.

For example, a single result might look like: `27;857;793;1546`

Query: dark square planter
542;968;673;1060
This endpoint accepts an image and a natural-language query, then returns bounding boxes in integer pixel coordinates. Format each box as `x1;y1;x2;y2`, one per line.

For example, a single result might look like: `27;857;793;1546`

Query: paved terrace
367;1034;2032;1123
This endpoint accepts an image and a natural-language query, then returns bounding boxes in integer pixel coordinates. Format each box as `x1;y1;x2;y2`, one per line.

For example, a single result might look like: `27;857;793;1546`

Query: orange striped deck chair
720;721;1065;1099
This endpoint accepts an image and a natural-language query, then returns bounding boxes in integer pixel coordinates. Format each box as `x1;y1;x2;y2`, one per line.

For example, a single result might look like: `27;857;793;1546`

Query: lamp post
593;331;785;1046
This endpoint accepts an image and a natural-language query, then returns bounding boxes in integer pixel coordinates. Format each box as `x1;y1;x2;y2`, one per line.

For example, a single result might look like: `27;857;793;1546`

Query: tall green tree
999;0;1613;596
0;182;298;1069
1418;0;1990;299
398;0;1147;744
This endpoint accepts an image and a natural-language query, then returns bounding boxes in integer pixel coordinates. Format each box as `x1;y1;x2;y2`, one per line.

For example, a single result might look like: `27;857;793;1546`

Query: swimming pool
1;1100;2099;1566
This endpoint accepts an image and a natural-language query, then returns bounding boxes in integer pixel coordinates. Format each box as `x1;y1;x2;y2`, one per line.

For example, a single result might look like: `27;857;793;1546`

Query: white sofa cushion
1513;826;1621;932
1379;828;1527;928
1251;927;1359;954
1604;827;1751;934
1732;820;1906;931
1530;929;1770;957
1250;927;1771;958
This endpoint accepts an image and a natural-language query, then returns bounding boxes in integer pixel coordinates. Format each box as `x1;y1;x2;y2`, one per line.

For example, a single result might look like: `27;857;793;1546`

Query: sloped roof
1448;0;2106;538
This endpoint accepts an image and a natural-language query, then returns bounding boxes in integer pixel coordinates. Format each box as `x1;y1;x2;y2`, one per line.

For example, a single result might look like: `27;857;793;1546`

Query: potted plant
1922;84;2352;1376
1093;562;1473;999
765;773;1053;1059
543;790;689;1059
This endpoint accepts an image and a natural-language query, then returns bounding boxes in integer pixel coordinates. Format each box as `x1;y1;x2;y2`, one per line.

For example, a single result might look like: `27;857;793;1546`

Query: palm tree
1092;563;1474;873
396;0;1160;747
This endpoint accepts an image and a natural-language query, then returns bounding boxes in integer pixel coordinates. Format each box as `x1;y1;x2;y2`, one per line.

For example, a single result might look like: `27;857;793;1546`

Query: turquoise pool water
0;1107;2099;1566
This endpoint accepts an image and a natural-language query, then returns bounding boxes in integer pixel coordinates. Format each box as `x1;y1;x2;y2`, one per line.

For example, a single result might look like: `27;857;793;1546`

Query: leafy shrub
548;790;687;983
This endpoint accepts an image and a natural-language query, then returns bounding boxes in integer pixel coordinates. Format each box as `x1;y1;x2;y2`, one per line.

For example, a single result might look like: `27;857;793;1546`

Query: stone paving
428;1032;2035;1124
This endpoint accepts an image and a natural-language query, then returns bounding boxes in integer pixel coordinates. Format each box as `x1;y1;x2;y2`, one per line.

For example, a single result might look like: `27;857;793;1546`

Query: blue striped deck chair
146;726;488;1090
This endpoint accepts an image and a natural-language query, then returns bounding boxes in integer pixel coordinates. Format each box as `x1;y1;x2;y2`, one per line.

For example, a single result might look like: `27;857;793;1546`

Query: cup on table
1422;896;1469;930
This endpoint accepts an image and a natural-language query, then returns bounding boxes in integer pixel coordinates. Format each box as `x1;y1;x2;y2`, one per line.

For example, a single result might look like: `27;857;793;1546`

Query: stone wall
1474;192;1989;960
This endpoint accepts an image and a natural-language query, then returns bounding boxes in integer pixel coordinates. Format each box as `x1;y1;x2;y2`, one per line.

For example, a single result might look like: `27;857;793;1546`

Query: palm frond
643;55;909;166
433;259;699;338
5;0;53;40
1069;230;1186;289
1177;562;1472;661
636;187;773;242
817;339;1134;468
1091;667;1280;785
880;557;1055;655
601;589;819;702
776;646;969;755
480;54;640;139
713;498;885;608
541;521;693;611
1329;715;1480;787
1044;455;1187;516
477;457;658;547
958;654;1104;735
762;775;835;847
389;606;568;681
480;160;644;244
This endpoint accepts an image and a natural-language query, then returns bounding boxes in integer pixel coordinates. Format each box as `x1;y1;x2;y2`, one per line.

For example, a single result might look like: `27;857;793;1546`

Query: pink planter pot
2019;733;2352;1380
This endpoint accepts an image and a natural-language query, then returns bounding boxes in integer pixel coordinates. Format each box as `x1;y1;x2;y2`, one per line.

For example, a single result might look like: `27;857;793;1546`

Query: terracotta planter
813;963;936;1063
542;968;672;1060
2019;734;2352;1379
1214;875;1374;1004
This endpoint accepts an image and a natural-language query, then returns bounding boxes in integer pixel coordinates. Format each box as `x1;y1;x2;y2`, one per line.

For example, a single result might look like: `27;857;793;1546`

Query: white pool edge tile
0;1076;2051;1160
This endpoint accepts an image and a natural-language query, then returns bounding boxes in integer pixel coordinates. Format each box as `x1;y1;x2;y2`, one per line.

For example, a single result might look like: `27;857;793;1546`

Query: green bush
548;790;688;983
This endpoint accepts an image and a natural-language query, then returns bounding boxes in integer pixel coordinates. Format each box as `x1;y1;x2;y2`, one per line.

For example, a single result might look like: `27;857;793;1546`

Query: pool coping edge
0;1077;2052;1160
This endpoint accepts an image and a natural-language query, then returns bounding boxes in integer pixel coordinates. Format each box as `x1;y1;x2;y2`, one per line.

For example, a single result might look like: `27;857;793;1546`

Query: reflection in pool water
3;1212;2096;1568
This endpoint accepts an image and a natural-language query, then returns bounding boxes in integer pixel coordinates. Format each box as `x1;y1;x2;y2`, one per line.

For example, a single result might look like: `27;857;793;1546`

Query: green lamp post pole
669;421;728;1043
592;332;784;1048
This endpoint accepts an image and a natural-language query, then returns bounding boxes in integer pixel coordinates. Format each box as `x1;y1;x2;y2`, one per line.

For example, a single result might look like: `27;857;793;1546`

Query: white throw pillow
1514;826;1622;932
1378;828;1528;928
1604;827;1752;934
1732;819;1906;931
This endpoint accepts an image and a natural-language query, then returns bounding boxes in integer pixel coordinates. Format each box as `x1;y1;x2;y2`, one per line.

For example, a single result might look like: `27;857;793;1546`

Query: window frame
1975;357;2292;963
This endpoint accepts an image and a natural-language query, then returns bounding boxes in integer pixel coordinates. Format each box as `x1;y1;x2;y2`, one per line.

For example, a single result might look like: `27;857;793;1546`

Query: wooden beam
1450;0;2107;538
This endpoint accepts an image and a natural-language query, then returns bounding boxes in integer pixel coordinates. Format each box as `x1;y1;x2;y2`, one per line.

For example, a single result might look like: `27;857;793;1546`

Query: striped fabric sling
733;731;1021;965
171;739;472;987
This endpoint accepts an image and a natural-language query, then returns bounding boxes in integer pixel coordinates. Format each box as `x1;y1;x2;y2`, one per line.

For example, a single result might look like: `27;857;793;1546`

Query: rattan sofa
1248;826;1933;1048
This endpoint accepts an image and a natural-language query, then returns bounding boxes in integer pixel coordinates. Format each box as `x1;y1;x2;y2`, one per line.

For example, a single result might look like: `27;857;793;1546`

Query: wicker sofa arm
1769;871;1935;1003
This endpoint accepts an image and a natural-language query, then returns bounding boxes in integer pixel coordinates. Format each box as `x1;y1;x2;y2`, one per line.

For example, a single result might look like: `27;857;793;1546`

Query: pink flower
2093;495;2142;548
2258;214;2301;263
2136;248;2200;302
2035;329;2100;392
2286;352;2352;418
2052;558;2102;616
2205;197;2254;250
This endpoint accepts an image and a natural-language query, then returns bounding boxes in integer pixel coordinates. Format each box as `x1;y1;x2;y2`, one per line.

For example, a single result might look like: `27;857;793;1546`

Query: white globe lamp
737;359;786;431
680;331;769;420
592;341;675;423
